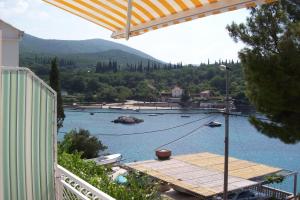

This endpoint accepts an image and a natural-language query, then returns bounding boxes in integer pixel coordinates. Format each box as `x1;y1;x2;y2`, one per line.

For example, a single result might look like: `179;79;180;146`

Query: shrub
59;129;107;159
58;152;160;200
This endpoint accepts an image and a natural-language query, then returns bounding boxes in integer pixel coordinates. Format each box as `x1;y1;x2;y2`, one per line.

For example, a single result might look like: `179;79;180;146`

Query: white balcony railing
56;165;115;200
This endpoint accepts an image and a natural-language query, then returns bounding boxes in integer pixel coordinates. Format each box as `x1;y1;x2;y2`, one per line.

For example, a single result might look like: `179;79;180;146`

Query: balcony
56;165;115;200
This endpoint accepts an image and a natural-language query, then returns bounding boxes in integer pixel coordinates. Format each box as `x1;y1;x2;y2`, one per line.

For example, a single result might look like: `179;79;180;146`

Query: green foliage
58;152;160;200
52;63;244;104
59;129;107;159
227;0;300;143
264;174;285;184
49;58;65;130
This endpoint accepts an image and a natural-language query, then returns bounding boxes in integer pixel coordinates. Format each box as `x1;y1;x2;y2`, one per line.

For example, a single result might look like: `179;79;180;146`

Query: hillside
20;34;161;68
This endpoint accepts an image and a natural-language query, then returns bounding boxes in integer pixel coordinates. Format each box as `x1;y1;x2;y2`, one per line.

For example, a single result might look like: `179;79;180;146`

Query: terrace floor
126;152;287;199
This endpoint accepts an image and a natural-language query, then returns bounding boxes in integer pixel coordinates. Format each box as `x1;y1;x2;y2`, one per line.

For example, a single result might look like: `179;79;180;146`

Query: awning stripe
174;0;189;11
60;0;123;28
89;0;138;26
191;0;203;7
158;0;177;14
73;0;126;27
107;0;145;24
131;1;156;21
45;0;116;31
141;0;166;18
43;0;277;39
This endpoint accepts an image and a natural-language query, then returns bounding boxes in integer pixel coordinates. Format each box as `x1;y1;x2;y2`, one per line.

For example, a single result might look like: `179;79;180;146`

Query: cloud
0;0;48;20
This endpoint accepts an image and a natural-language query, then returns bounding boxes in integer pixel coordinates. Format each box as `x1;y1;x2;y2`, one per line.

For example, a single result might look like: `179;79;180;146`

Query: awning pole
294;173;298;199
125;0;133;40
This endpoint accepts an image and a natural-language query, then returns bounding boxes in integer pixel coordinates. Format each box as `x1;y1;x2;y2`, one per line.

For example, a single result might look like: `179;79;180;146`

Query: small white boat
206;121;222;127
92;154;122;165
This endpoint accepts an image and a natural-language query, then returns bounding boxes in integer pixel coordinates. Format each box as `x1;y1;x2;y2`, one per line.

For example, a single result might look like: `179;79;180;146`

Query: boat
181;115;190;118
108;106;123;110
91;154;122;165
90;112;94;115
206;121;222;127
148;114;158;116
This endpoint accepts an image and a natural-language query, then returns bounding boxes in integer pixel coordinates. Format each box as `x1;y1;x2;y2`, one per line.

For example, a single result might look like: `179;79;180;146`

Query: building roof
0;19;24;38
126;152;282;198
172;86;182;90
200;90;211;94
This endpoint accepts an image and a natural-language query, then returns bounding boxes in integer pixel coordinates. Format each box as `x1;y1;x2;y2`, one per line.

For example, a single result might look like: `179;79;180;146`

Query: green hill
20;34;161;68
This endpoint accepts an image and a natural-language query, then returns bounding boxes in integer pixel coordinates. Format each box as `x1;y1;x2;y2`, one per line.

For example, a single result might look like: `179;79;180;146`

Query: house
0;20;24;67
199;90;212;99
159;91;171;102
171;86;183;98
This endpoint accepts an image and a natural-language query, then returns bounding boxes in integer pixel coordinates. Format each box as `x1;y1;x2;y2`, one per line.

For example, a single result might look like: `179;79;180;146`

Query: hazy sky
0;0;249;64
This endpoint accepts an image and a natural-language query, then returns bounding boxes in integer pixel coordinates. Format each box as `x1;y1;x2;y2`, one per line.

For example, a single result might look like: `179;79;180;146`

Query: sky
0;0;250;64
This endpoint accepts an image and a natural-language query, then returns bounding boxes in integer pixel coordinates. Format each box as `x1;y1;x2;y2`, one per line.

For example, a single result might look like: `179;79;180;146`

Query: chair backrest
0;67;57;200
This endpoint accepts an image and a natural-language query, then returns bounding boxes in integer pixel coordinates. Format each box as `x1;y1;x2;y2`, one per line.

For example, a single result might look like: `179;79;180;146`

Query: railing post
55;165;62;200
294;173;298;200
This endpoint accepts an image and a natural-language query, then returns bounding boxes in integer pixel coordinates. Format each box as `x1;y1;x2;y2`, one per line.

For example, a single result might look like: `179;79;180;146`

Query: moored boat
181;115;190;118
206;121;222;127
91;153;122;165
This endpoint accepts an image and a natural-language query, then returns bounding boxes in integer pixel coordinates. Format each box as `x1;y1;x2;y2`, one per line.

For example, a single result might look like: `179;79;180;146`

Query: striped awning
43;0;276;39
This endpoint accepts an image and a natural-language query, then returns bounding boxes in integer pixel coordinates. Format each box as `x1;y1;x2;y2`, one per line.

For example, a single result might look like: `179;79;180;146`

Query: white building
0;20;23;67
199;90;212;99
171;86;183;98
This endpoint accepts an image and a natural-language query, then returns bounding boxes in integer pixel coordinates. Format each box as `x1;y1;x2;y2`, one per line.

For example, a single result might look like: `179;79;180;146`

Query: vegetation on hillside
20;34;159;68
227;0;300;143
26;60;248;107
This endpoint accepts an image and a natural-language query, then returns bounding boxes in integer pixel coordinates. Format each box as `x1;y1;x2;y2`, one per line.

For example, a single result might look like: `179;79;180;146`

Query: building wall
0;67;57;200
172;87;183;98
0;21;21;67
0;30;2;66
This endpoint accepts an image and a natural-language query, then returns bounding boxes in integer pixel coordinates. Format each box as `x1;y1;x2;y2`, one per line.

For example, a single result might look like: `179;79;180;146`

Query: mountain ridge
20;34;162;68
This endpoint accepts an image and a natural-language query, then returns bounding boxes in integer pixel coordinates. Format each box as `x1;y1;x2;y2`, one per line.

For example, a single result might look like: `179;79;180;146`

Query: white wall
0;30;2;66
0;21;21;67
172;88;183;98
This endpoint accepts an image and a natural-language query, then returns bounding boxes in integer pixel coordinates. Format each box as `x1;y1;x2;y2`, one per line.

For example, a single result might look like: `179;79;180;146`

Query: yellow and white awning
43;0;276;39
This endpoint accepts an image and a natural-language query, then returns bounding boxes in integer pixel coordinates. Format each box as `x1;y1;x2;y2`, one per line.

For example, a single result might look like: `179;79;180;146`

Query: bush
59;129;107;159
58;152;160;200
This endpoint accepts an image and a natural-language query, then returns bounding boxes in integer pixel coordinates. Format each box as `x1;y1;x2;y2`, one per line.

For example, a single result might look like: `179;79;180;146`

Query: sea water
59;109;300;193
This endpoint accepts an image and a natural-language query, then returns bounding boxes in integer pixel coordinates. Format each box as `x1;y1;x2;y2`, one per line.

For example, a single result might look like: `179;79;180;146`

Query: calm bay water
60;109;300;193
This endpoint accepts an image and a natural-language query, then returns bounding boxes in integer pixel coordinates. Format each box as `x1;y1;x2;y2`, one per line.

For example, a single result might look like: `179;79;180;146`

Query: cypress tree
49;58;65;130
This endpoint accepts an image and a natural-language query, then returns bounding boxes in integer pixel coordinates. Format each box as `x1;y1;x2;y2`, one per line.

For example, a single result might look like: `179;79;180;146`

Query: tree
227;0;300;143
87;79;99;93
49;58;65;130
180;89;191;107
59;129;107;159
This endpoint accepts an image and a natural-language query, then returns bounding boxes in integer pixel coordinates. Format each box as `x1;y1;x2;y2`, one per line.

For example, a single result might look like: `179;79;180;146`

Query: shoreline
65;100;183;110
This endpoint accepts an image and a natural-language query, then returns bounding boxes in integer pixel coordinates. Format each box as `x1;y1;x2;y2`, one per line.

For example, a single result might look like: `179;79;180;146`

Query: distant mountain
20;34;161;68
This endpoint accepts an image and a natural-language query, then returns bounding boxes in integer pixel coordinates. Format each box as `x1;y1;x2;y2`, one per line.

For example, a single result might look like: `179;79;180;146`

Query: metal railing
56;165;115;200
247;185;293;199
